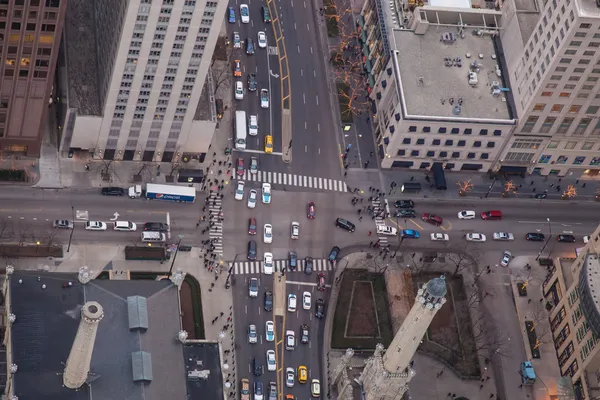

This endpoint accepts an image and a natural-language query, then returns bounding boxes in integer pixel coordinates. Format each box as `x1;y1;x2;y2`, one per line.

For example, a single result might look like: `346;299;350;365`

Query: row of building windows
406;126;503;135
396;149;491;160
547;139;599;150
0;0;60;8
538;154;600;165
0;21;56;32
522;115;600;134
401;138;496;148
532;104;600;114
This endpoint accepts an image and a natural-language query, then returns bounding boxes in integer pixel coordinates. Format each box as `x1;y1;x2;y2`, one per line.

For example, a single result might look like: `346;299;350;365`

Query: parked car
430;233;449;241
250;157;258;174
457;210;476;220
290;221;300;239
302;291;312;310
85;221;107;231
235;181;245;200
114;221;137;231
328;246;340;262
401;229;420;239
247;240;257;260
101;187;124;196
53;220;73;229
247;189;257;209
266;350;276;371
395;209;416;218
263;224;273;244
376;225;397;236
253;357;263;376
394;200;414;208
300;324;309;344
525;232;545;241
228;6;236;23
144;222;168;232
241;378;251;400
557;234;576;242
233;31;241;48
286;368;295;387
247;73;257;91
260;89;269;108
262;183;271;203
264;252;274;275
246;37;255;54
493;232;514;241
287;294;297;312
248;277;259;297
465;233;487;242
500;251;512;267
265;321;275;341
422;213;443;226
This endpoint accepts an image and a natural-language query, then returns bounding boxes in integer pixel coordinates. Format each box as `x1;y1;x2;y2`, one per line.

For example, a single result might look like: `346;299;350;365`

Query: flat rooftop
183;342;224;399
393;29;512;120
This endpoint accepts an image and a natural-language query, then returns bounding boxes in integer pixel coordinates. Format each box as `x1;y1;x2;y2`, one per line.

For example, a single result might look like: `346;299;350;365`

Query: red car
422;213;443;226
248;217;257;235
236;158;245;176
317;273;326;291
307;202;316;219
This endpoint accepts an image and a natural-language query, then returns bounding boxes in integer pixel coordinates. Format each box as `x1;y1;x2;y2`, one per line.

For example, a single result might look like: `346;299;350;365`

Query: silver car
500;251;512;267
248;189;257;209
248;324;258;344
53;220;74;229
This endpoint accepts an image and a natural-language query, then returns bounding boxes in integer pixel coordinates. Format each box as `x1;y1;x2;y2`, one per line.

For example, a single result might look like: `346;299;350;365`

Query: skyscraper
0;0;66;157
60;0;226;163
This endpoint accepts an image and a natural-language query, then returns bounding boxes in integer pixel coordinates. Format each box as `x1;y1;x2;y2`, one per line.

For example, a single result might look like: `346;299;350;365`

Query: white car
302;291;311;310
264;252;274;275
500;251;512;267
248;324;258;343
266;350;276;371
291;221;300;239
493;232;514;241
248;189;257;209
235;80;244;100
263;224;273;244
260;89;269;108
430;233;449;241
239;4;250;23
235;181;245;200
248;115;258;136
285;330;295;350
265;321;275;342
287;294;297;312
85;221;107;231
286;367;295;387
233;31;241;48
113;221;136;231
458;210;476;220
376;225;397;236
257;31;267;48
262;183;271;204
466;233;487;242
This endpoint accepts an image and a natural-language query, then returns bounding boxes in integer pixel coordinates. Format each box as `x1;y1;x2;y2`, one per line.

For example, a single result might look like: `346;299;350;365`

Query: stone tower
359;275;447;400
63;301;104;389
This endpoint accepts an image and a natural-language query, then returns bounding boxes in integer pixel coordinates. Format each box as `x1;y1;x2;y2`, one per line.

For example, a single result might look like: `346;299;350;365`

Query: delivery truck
128;183;196;203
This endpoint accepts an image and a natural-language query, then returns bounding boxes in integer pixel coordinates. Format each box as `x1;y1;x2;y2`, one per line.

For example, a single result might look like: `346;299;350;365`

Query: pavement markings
235;170;348;192
233;258;333;275
372;198;389;248
208;192;223;256
286;280;333;288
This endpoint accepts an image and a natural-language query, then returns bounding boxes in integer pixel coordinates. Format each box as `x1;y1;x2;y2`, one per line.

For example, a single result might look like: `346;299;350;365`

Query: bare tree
212;61;232;97
0;217;13;242
468;314;511;357
167;149;182;180
211;36;233;66
15;221;32;247
445;243;478;277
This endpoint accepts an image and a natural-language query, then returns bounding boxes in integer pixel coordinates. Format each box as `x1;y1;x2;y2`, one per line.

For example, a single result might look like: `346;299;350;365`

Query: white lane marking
310;46;313;54
298;45;300;53
303;93;306;104
307;24;310;31
316;95;319;105
294;22;297;30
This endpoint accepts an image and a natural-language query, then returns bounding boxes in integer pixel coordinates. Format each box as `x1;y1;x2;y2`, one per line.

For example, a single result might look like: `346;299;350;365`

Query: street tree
562;185;577;200
445;243;478;277
456;179;474;196
502;180;519;197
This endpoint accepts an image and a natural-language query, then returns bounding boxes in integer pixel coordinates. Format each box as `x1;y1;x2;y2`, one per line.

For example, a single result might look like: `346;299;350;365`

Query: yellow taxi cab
234;59;242;77
298;365;308;383
311;379;321;397
240;378;250;400
264;135;273;154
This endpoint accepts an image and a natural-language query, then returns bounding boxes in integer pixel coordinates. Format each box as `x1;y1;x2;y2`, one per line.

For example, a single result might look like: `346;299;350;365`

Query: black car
246;38;255;54
143;222;169;232
394;199;415;208
253;357;263;376
557;234;576;242
248;240;257;260
395;209;416;218
534;193;547;199
525;232;545;241
262;5;271;22
315;299;325;319
304;256;313;275
288;251;297;271
264;290;273;311
247;73;257;91
300;324;309;344
335;218;355;232
254;381;263;399
328;246;340;262
101;187;125;196
268;382;277;400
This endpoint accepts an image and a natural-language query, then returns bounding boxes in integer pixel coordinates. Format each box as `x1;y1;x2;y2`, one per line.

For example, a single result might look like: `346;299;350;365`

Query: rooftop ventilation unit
452;105;462;115
441;32;456;44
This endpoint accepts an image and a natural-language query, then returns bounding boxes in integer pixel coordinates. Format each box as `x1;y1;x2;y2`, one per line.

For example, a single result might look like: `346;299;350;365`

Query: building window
479;129;488;135
480;153;489;159
493;130;502;136
451;128;459;134
540;117;556;133
457;140;466;147
512;138;542;149
522;116;539;133
551;104;564;112
408;126;416;132
533;103;546;111
410;150;419;156
467;153;476;159
438;127;447;133
432;139;441;145
557;117;574;134
426;151;435;157
445;140;453;146
422;127;430;133
397;150;405;156
464;129;472;135
541;91;553;96
402;138;411;144
573;118;591;135
582;142;594;150
416;139;425;145
565;141;577;149
569;105;582;113
452;152;460;158
439;151;448;157
473;141;482;147
547;140;559;149
487;142;495;148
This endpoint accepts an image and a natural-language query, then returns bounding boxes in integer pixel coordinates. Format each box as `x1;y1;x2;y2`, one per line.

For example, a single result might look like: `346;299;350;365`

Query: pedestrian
369;241;373;247
480;384;484;389
368;231;372;236
519;384;523;389
583;182;587;188
410;176;414;181
220;312;224;317
370;151;374;156
550;183;554;188
359;216;363;221
489;395;494;398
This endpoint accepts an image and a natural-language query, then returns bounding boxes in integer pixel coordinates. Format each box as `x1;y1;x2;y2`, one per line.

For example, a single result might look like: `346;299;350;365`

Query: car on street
535;193;547;199
465;233;487;242
266;350;276;371
291;221;300;239
500;251;512;267
376;225;397;236
254;381;264;400
288;251;298;271
260;89;269;108
584;235;591;244
268;382;277;400
264;252;274;275
262;183;271;203
250;156;258;173
247;240;257;260
114;221;137;231
246;37;255;54
422;213;443;226
286;368;295;387
302;291;312;310
249;277;258;297
458;210;476;220
247;74;257;92
263;224;273;244
85;221;107;231
298;366;308;383
241;378;250;400
235;81;244;100
233;59;242;77
493;232;514;241
394;200;415;208
317;273;326;291
235;181;245;200
558;234;576;242
264;290;273;311
143;222;168;232
53;220;73;229
101;187;125;196
328;246;340;262
239;4;250;23
257;31;267;48
236;157;245;176
247;189;257;209
311;379;321;397
401;229;420;239
481;210;502;220
300;324;309;344
315;298;325;318
264;134;273;153
228;6;236;23
262;5;271;22
395;209;416;218
248;218;257;235
307;202;316;219
430;233;449;241
286;330;295;350
287;294;297;312
525;232;545;241
233;31;241;48
248;324;258;343
253;358;263;376
304;256;313;275
265;321;275;342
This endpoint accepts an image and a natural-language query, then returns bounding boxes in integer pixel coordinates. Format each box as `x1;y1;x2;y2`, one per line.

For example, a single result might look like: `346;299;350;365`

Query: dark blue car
228;7;236;23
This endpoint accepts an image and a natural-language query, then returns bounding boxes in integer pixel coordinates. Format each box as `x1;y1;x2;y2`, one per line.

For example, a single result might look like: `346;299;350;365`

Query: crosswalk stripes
208;192;223;255
233;258;333;275
268;46;279;56
236;170;348;192
372;199;390;247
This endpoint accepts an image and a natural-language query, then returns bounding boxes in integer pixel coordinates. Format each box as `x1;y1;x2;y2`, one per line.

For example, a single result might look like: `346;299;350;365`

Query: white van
248;115;258;136
141;231;166;243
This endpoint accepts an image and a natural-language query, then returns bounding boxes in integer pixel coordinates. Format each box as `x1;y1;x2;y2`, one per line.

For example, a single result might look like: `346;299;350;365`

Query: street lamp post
225;252;245;289
67;206;75;252
485;178;498;198
535;218;552;261
168;234;184;276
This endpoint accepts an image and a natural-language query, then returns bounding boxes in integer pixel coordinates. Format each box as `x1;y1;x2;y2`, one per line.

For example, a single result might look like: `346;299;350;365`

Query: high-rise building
60;0;226;163
494;0;600;177
0;0;66;157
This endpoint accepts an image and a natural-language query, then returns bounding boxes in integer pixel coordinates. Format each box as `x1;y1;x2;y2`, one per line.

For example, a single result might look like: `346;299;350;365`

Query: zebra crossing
373;198;390;248
268;46;279;56
235;170;348;192
233;258;333;275
208;192;223;255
